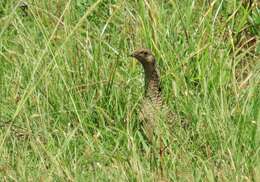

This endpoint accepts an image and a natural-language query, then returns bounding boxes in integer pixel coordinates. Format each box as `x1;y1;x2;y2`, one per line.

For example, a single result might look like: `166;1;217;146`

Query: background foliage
0;0;259;181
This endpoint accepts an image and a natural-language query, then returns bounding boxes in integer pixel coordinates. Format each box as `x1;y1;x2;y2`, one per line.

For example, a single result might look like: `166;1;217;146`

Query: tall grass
0;0;259;181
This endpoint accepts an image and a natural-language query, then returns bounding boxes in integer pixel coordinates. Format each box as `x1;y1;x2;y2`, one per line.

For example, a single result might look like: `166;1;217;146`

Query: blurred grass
0;0;259;181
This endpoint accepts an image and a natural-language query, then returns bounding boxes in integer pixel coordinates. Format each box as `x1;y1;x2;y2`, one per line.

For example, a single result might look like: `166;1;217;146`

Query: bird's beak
129;51;136;58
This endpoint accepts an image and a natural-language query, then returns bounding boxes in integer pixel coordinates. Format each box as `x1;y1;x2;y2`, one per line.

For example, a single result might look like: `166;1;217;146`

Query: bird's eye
143;52;148;55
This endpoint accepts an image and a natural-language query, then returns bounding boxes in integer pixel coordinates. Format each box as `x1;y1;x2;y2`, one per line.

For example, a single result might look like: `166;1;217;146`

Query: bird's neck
143;64;162;104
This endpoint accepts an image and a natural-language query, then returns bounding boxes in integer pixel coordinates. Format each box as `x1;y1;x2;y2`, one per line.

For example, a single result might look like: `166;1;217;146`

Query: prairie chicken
130;48;178;141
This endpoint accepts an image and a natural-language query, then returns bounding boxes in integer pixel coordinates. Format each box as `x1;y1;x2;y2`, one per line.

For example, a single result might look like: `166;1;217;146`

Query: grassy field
0;0;259;181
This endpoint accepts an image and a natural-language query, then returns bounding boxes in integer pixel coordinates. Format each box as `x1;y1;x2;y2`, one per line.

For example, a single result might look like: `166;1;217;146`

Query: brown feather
130;48;177;141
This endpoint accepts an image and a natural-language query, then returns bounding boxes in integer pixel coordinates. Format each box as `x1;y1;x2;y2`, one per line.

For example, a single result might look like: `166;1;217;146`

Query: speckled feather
131;48;177;141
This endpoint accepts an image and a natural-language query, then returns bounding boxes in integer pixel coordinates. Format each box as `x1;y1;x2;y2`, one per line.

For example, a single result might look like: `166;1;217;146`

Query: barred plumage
130;48;177;141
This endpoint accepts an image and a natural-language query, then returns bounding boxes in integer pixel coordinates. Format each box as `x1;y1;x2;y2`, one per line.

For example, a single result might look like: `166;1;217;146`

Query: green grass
0;0;259;181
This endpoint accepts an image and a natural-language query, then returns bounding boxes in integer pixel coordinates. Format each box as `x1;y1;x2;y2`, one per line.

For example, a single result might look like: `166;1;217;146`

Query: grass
0;0;259;181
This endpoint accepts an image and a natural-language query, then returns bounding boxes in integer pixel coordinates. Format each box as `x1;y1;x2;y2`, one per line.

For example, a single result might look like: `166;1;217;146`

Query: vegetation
0;0;259;181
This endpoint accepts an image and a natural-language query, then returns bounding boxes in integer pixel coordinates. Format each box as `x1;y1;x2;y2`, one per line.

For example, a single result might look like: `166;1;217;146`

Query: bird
130;48;177;141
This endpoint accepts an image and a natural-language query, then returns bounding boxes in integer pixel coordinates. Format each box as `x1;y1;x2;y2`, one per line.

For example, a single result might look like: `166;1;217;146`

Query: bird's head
130;48;155;66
